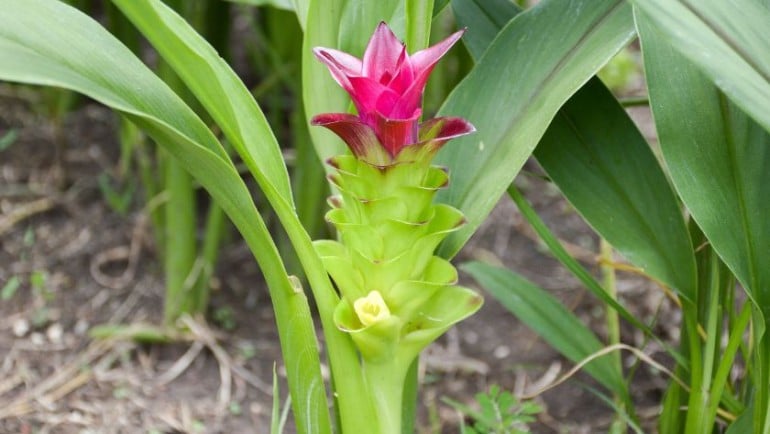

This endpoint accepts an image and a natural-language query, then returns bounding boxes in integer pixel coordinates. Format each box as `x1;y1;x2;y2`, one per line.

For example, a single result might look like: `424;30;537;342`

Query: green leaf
535;79;697;301
1;276;21;301
452;0;694;300
435;0;635;258
462;261;626;396
109;5;373;433
725;401;753;434
0;129;18;151
112;0;294;209
224;0;294;11
0;2;330;433
450;0;521;62
630;0;770;135
339;2;404;56
637;12;770;320
506;186;657;336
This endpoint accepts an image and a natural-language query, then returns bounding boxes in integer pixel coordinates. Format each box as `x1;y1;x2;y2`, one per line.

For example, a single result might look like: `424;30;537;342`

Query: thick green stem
365;359;411;434
400;358;419;434
163;158;197;324
272;196;375;433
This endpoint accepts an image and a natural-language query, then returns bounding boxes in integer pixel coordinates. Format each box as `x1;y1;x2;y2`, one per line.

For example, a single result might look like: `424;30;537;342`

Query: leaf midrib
718;91;760;300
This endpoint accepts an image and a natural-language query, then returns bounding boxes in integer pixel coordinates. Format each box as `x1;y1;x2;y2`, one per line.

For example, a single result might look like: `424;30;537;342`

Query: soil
0;87;677;434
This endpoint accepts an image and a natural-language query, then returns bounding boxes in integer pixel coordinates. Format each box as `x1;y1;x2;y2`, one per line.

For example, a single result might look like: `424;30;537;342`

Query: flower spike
311;23;481;434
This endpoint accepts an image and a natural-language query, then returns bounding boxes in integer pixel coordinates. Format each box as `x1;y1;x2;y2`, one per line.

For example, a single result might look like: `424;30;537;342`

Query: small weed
98;173;136;215
237;342;257;361
212;306;237;331
443;385;541;434
30;270;54;302
229;401;242;416
23;226;35;247
191;420;206;433
1;276;21;300
0;129;18;151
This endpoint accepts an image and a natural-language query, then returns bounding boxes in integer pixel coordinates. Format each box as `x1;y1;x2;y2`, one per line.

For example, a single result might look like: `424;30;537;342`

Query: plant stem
401;357;419;434
365;359;410;434
683;306;705;433
707;302;751;424
193;201;227;313
600;239;626;433
754;314;770;434
163;158;197;324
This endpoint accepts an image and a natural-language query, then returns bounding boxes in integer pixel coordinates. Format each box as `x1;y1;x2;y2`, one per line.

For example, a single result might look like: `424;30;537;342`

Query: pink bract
311;22;474;160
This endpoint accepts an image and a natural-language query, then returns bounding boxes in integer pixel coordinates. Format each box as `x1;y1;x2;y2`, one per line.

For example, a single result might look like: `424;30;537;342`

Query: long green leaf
507;186;653;335
435;0;635;258
462;261;626;396
535;79;697;301
0;2;330;433
630;0;770;135
107;2;374;433
453;0;696;304
112;0;294;208
637;12;770;320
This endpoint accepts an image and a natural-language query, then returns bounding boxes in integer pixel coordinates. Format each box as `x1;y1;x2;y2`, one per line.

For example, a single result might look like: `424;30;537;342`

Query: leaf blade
630;0;770;134
435;0;635;258
463;261;626;396
637;11;770;317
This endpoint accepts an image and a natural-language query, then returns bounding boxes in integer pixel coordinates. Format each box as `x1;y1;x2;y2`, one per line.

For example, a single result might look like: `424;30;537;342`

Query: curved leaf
535;80;697;301
462;261;627;396
0;2;331;433
435;0;635;258
112;0;294;208
637;13;770;318
631;0;770;135
452;0;696;303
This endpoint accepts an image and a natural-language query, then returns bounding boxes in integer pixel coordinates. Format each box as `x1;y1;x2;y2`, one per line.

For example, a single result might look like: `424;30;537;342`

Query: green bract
315;150;482;364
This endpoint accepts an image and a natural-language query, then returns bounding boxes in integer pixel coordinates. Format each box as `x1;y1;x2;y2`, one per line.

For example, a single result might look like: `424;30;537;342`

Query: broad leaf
112;0;295;208
0;2;330;433
453;0;696;302
463;261;627;397
631;0;770;135
536;80;697;301
637;13;770;319
435;0;635;258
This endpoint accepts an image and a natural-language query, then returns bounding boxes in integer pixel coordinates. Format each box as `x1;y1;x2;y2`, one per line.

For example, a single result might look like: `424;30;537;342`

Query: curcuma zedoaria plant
312;22;483;433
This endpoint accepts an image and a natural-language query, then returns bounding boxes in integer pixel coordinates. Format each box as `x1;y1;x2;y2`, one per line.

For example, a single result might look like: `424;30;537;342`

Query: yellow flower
354;290;391;326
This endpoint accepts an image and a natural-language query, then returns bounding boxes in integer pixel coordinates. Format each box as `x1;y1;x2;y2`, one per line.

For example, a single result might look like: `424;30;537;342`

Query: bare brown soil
0;90;675;433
